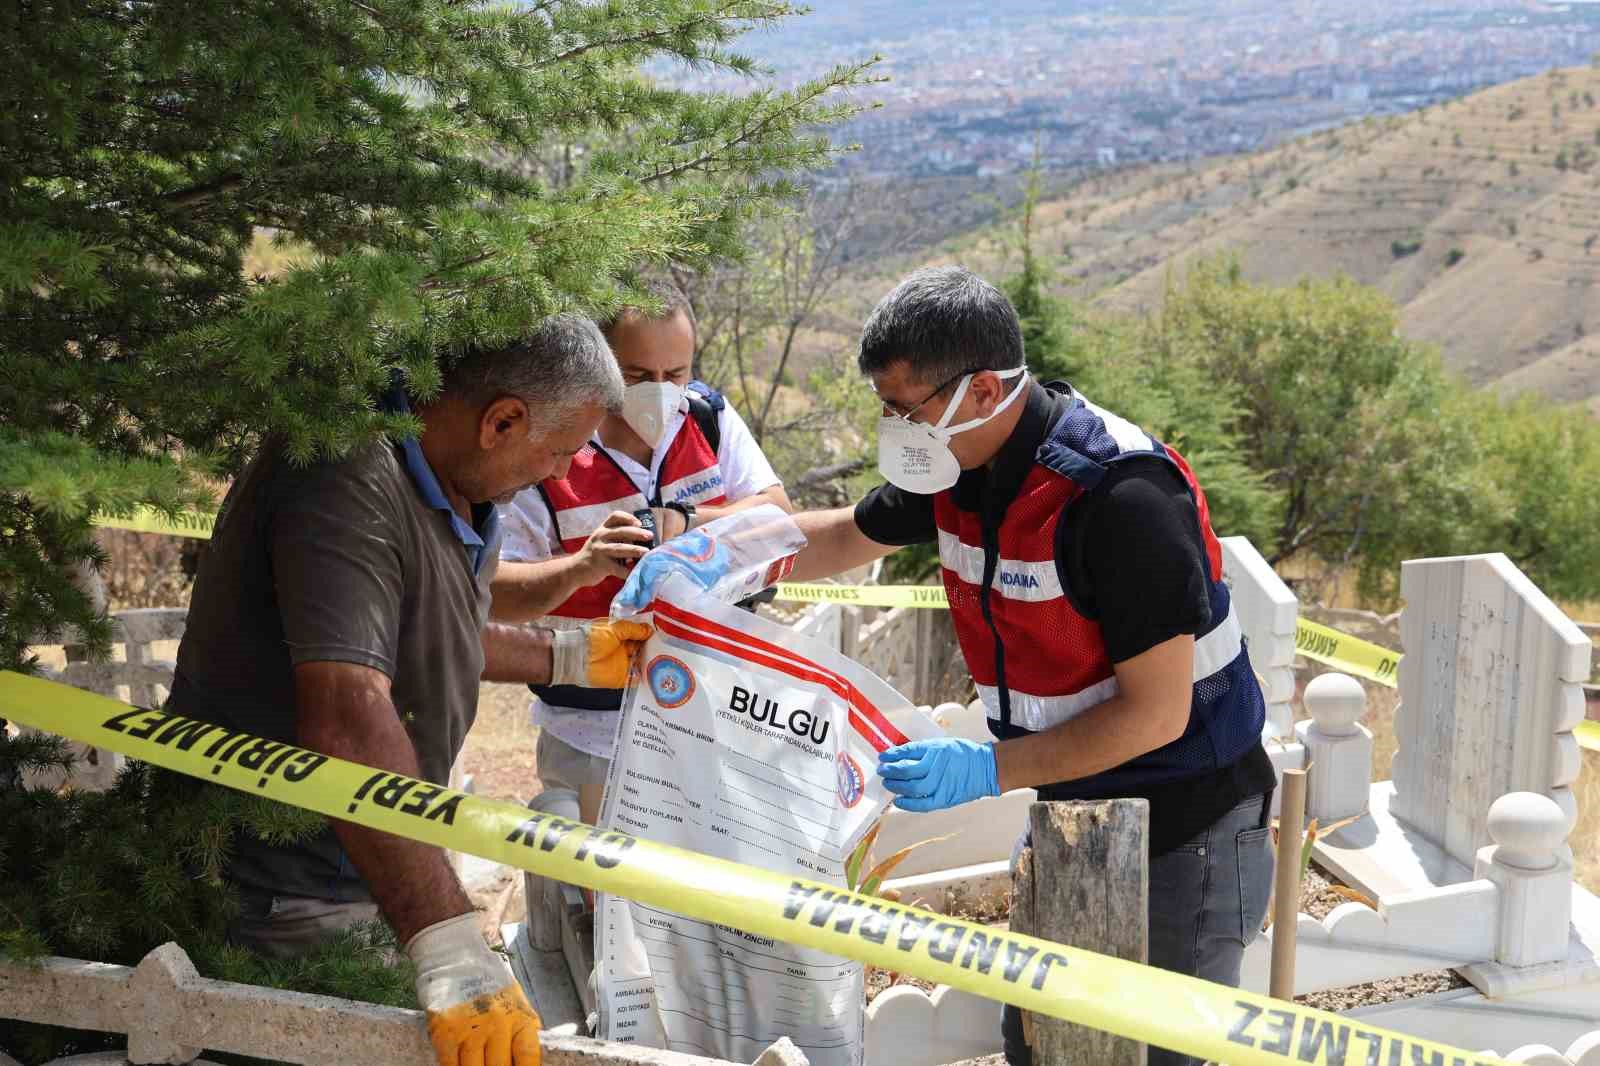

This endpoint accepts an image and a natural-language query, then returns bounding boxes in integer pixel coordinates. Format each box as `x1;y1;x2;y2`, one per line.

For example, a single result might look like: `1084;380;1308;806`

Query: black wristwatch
664;500;696;533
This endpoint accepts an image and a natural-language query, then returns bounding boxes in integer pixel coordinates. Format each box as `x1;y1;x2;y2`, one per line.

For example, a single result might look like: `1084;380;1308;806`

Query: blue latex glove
876;737;1000;813
613;530;732;615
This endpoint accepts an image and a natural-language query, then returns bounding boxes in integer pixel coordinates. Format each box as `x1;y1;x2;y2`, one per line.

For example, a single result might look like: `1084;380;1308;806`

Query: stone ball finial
1304;672;1366;737
1487;791;1570;870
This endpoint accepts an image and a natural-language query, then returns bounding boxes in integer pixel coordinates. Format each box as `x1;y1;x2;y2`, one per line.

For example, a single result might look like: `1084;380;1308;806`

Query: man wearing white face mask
785;266;1275;1066
495;279;793;825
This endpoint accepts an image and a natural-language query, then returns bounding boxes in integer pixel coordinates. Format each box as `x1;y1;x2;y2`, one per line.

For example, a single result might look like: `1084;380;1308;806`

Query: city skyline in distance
660;0;1600;178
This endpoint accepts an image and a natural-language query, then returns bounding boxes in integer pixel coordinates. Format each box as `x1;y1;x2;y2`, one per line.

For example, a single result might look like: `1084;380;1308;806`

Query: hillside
927;66;1600;414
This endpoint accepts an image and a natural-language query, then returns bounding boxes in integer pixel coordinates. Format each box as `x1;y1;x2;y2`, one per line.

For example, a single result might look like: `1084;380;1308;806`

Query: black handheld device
631;508;659;556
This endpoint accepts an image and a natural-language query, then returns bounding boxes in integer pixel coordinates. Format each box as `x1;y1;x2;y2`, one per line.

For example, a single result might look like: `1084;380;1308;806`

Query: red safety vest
934;389;1255;788
537;415;729;621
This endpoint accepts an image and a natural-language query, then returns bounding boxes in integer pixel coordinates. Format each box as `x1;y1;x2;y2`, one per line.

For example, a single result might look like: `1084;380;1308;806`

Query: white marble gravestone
1220;536;1300;744
1390;553;1592;870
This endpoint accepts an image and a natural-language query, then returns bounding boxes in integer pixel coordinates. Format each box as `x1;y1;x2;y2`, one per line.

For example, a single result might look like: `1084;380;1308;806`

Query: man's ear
479;395;528;450
968;370;1006;416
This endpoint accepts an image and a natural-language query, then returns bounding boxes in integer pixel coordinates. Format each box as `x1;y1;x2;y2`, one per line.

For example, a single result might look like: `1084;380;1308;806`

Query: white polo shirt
499;400;781;757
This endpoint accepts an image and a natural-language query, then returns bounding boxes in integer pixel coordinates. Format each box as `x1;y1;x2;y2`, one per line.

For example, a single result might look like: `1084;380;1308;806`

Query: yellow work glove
550;620;653;689
407;913;542;1066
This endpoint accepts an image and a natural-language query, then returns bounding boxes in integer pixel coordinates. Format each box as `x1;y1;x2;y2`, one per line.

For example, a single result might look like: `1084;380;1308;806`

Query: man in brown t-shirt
169;314;644;1066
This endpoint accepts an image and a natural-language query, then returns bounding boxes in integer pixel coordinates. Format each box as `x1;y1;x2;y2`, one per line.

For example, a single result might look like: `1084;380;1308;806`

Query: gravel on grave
1295;867;1469;1010
865;882;1010;1004
881;866;1468;1033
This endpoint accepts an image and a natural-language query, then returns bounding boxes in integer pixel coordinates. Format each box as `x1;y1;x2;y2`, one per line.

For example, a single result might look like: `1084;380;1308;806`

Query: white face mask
876;367;1028;494
621;381;685;449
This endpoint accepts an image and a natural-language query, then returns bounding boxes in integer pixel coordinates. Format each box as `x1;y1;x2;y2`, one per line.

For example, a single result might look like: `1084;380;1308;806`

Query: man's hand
877;737;1000;813
409;914;541;1066
550;619;653;688
576;511;654;583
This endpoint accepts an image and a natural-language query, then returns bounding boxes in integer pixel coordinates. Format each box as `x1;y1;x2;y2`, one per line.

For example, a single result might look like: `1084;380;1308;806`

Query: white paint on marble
863;983;1003;1066
1240;880;1498;996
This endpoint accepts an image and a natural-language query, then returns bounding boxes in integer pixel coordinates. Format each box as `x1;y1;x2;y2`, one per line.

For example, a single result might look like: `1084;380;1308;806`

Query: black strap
979;524;1010;731
529;682;624;710
686;393;721;455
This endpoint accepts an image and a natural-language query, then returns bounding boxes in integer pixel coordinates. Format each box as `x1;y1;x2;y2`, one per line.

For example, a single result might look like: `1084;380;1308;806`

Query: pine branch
541;1;775;67
1;0;866;676
639;60;879;185
158;174;246;209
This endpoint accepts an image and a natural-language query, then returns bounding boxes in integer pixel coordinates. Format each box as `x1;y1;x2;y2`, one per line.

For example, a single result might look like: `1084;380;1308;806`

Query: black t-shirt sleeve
853;483;938;547
1064;460;1212;664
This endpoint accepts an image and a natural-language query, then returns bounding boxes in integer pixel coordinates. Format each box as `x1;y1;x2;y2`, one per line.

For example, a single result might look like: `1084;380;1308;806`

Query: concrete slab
504;922;586;1033
1313;782;1473;899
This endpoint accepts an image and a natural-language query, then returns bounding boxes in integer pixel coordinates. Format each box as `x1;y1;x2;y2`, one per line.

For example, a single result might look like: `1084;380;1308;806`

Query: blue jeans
1003;793;1274;1066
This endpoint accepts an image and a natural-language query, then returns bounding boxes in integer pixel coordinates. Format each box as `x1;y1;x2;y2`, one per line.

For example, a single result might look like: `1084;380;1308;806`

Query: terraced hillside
932;67;1600;413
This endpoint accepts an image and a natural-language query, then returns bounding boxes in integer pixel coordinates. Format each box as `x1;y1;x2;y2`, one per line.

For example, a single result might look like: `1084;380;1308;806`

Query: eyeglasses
876;368;988;421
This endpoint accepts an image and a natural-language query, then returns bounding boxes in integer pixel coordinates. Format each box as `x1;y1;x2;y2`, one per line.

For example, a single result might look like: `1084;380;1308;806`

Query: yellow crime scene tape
774;581;951;609
92;506;216;539
776;585;1398;676
774;584;1600;754
774;585;1402;681
0;670;1519;1066
1583;720;1600;752
78;515;1600;756
1289;619;1399;688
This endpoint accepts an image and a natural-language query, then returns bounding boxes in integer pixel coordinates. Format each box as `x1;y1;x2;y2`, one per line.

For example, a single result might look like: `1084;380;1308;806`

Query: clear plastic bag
610;503;805;620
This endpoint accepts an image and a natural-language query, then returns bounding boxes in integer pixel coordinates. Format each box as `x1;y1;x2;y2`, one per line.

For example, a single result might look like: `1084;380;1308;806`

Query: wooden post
1011;799;1148;1065
1270;767;1308;1000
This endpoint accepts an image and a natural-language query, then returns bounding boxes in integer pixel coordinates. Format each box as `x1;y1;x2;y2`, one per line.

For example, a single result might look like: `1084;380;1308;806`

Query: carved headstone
1391;553;1591;869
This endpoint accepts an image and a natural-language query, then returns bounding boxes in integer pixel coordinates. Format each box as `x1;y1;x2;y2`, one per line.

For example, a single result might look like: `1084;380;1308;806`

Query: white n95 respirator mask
622;381;686;449
876;367;1027;494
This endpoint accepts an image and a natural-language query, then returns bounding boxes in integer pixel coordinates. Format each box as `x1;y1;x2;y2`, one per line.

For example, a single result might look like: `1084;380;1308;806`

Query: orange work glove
550;620;653;689
407;914;542;1066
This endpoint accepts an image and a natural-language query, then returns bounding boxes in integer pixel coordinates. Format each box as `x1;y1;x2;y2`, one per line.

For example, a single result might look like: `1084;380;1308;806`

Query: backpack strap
685;380;725;455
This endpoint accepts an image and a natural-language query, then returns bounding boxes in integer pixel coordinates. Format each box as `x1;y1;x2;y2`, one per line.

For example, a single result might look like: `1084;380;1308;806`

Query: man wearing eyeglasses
785;266;1277;1066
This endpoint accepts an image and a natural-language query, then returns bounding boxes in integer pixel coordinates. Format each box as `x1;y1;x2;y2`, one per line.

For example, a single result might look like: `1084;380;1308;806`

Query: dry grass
812;66;1600;412
241;228;312;279
1089;67;1600;406
460;682;543;806
1579;764;1600;893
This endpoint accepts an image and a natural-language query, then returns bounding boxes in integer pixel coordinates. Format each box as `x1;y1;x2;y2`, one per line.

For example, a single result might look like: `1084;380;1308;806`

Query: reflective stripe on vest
539;412;728;621
933;390;1256;768
972;603;1243;731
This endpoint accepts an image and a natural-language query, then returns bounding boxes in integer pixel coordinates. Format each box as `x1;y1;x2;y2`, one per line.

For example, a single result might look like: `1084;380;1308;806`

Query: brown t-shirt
168;437;500;902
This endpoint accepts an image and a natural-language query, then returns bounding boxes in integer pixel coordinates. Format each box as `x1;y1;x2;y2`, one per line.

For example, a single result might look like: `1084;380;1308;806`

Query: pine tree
1003;140;1081;382
0;0;877;676
997;168;1283;554
0;3;873;1059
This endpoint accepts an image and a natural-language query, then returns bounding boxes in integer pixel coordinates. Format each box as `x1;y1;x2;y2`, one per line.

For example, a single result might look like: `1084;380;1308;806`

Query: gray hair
858;266;1024;386
443;313;624;429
